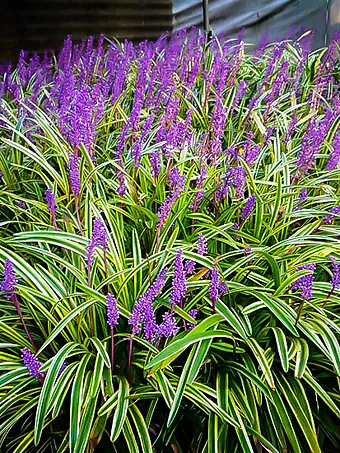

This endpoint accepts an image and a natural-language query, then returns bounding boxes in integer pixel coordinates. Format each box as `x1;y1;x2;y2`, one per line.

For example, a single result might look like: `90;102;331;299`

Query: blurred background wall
0;0;173;62
174;0;340;50
0;0;339;62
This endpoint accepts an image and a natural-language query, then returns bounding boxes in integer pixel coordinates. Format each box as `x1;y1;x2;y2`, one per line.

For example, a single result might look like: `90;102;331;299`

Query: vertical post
202;0;210;33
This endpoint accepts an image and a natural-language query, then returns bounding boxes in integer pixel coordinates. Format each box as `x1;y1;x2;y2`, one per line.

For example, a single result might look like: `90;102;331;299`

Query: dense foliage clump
0;29;340;452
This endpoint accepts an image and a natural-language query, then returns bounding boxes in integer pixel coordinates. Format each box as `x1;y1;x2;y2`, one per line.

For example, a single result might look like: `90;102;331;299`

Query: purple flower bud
22;347;43;380
188;308;197;329
68;153;81;197
0;259;18;300
241;194;256;222
291;263;316;300
45;188;57;214
107;294;120;329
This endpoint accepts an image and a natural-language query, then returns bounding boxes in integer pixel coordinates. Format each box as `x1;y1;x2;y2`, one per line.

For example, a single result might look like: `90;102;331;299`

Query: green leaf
247;338;275;390
294;339;309;378
69;354;92;451
89;337;111;368
271;327;289;372
111;376;130;442
146;329;232;372
129;404;153;453
35;342;81;445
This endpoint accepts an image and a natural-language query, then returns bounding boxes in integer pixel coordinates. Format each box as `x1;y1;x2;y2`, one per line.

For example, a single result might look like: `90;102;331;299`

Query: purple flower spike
107;294;120;329
197;234;207;256
324;206;340;224
330;257;340;290
150;150;161;178
171;250;187;308
188;308;197;329
0;259;18;300
68;153;81;197
209;265;219;310
299;188;308;203
291;263;316;300
86;218;108;268
159;310;178;338
129;268;167;339
22;348;43;380
185;234;207;275
241;194;256;222
218;282;227;295
45;188;57;214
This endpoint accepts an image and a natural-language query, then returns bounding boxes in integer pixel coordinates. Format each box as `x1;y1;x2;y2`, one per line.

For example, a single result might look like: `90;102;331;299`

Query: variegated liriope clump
0;29;340;453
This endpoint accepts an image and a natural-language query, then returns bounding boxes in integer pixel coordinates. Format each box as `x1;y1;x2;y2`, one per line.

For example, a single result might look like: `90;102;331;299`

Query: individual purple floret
170;250;187;308
22;348;43;380
291;263;316;300
107;293;120;329
45;188;57;214
68;153;81;197
159;310;178;338
0;259;18;300
188;308;198;329
85;218;108;268
241;194;256;222
209;265;219;311
324;206;340;224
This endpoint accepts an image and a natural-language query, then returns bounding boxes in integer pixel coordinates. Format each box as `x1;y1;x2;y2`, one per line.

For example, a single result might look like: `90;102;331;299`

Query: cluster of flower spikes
128;268;168;343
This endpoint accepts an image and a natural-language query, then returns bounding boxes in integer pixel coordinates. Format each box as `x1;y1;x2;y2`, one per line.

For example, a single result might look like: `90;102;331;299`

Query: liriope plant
0;29;339;452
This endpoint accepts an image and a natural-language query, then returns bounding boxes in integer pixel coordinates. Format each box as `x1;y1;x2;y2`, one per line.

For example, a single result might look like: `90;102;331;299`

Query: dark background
0;0;173;62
